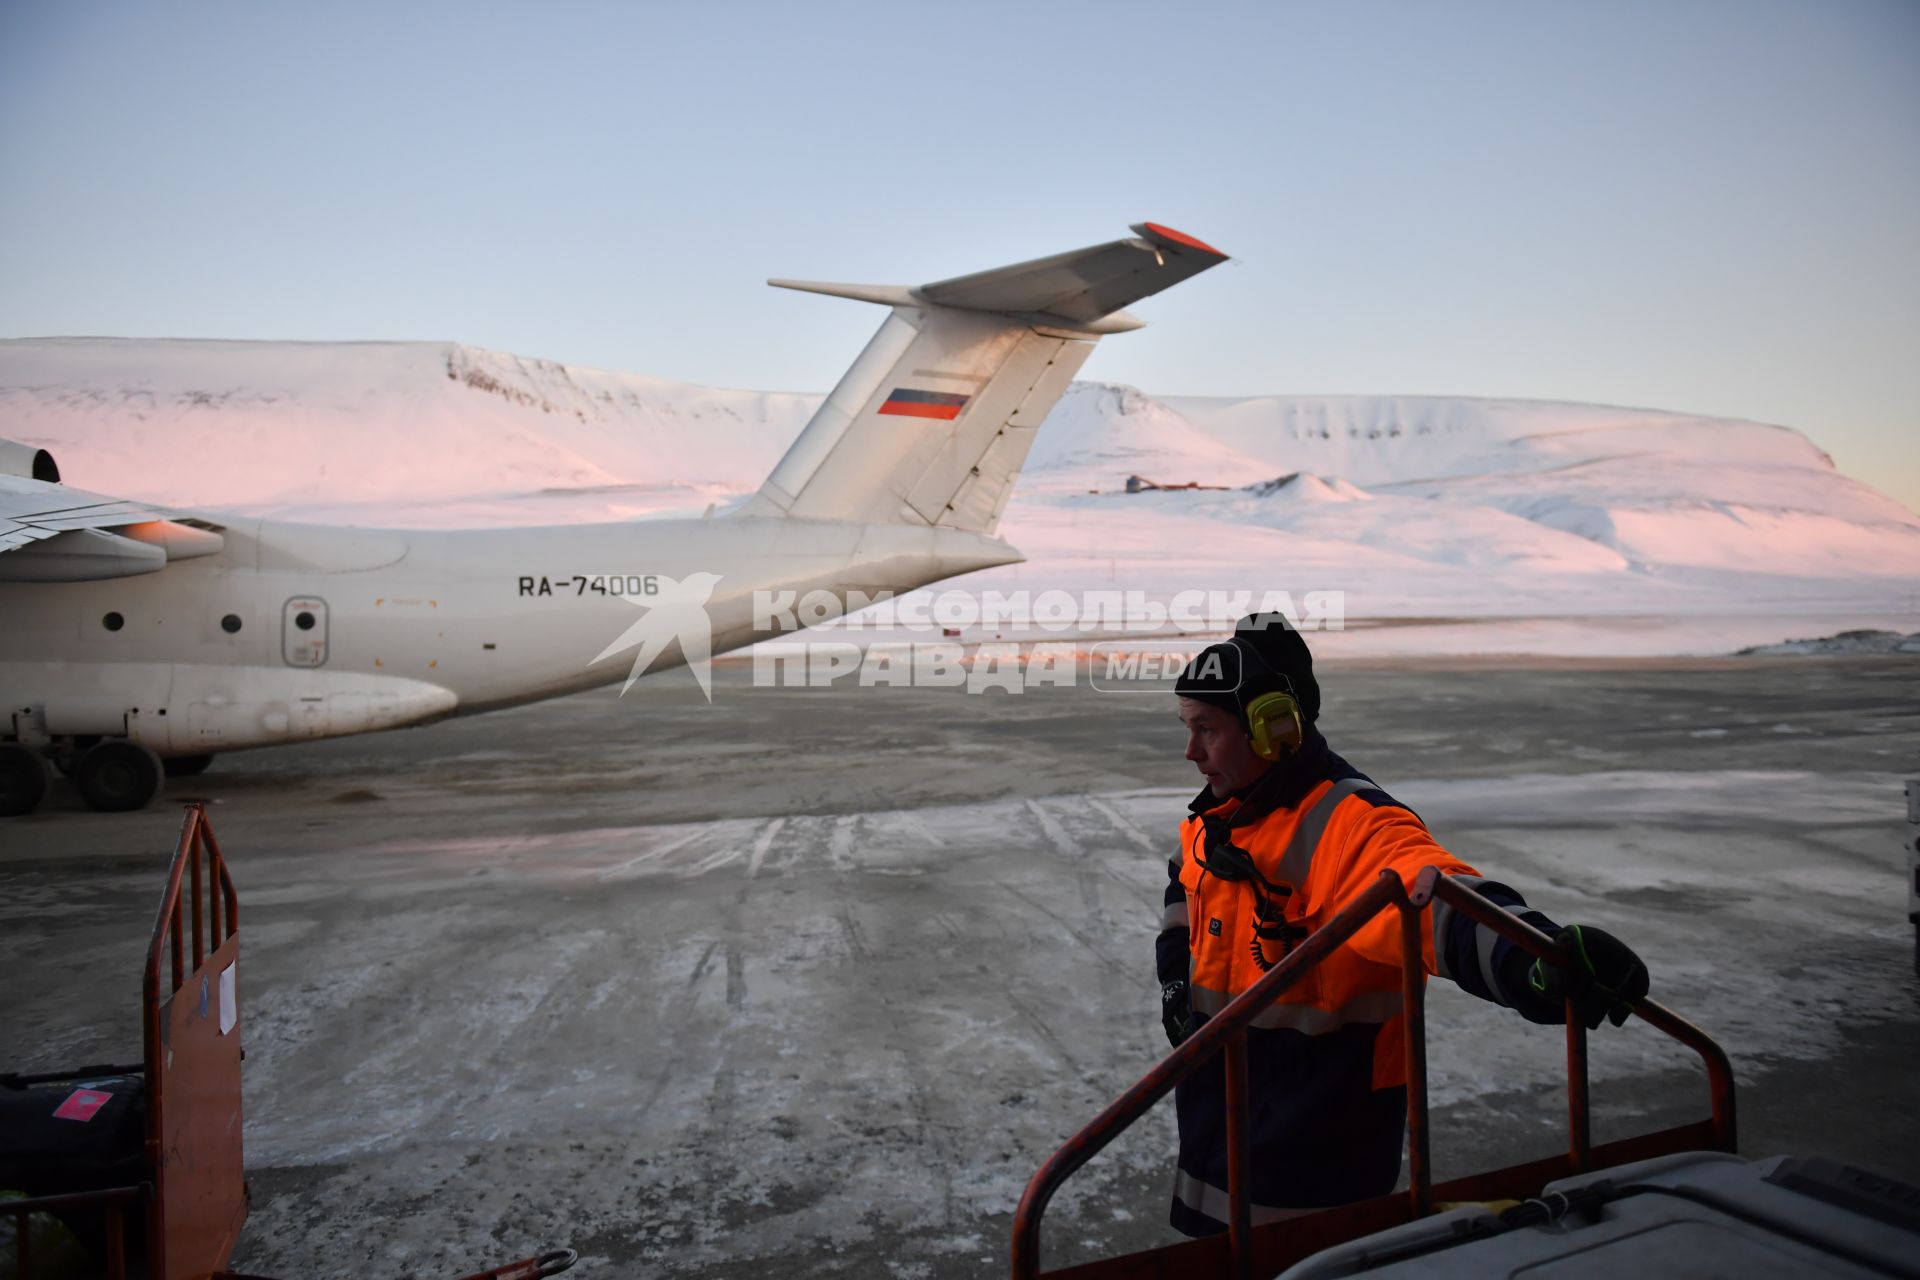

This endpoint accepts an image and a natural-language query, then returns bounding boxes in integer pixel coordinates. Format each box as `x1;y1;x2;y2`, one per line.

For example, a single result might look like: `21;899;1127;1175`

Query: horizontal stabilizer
767;223;1226;334
768;280;919;308
919;222;1226;326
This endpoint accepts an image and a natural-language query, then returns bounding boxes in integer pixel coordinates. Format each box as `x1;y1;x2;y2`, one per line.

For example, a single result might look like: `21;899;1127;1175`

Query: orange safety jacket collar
1184;726;1336;828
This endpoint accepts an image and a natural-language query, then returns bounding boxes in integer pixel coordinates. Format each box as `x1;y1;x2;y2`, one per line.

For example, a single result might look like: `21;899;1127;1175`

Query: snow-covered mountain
4;337;1917;654
0;338;812;520
1163;392;1920;579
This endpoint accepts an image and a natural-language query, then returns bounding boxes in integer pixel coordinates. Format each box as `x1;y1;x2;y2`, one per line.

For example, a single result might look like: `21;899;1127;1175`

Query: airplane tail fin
741;222;1226;533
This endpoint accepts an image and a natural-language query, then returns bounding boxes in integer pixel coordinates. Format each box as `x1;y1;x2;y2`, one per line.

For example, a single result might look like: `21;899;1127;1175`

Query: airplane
0;222;1227;815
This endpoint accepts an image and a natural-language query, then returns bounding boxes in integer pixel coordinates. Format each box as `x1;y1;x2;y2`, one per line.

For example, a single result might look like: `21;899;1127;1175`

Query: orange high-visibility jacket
1158;735;1554;1237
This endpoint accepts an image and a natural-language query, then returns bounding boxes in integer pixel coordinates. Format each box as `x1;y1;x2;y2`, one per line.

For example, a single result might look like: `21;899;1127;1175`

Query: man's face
1178;697;1270;798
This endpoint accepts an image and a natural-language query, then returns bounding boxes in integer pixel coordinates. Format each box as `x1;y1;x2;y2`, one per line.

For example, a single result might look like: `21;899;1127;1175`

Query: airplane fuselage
0;514;1019;757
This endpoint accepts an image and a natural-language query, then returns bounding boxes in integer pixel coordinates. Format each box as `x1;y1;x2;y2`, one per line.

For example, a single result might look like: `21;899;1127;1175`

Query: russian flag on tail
878;388;970;420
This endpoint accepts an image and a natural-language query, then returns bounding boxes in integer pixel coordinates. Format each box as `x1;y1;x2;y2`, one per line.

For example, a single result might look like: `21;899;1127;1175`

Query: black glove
1160;980;1192;1047
1523;925;1650;1029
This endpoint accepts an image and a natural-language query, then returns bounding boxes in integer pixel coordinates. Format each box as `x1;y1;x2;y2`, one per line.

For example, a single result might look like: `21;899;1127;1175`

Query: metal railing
1011;866;1737;1280
147;801;238;1030
145;801;246;1280
4;1184;140;1280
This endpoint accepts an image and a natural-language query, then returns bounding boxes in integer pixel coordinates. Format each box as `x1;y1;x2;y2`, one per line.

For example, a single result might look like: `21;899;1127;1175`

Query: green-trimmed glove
1526;925;1650;1029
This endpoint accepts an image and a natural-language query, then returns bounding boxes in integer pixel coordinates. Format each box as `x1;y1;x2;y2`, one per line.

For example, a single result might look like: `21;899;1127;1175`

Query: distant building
1125;474;1231;493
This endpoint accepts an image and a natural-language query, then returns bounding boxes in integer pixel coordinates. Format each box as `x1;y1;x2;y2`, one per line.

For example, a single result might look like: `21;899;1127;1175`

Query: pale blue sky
3;0;1916;511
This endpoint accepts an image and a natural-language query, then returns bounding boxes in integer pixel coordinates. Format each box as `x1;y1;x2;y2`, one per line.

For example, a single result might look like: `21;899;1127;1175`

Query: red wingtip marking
1143;222;1224;256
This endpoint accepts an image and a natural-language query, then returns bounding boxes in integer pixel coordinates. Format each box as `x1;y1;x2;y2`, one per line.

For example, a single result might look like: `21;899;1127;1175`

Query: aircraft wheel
0;744;50;816
164;753;215;778
75;740;164;813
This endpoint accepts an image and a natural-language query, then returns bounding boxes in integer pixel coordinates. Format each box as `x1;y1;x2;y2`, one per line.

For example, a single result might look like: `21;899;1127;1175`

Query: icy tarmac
2;657;1916;1278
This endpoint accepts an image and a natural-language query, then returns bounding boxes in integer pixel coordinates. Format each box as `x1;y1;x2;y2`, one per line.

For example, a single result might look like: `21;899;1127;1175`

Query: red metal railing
444;1249;581;1279
1011;866;1737;1280
145;801;247;1280
147;801;239;1013
4;1184;139;1280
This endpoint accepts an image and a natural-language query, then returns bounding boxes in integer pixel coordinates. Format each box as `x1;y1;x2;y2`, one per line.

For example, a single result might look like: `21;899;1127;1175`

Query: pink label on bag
52;1089;111;1122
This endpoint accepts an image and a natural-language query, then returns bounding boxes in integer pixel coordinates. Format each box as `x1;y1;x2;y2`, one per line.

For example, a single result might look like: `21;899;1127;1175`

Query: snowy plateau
3;336;1917;657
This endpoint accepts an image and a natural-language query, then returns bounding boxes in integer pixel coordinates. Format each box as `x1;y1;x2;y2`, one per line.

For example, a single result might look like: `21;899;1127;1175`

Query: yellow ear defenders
1228;636;1305;761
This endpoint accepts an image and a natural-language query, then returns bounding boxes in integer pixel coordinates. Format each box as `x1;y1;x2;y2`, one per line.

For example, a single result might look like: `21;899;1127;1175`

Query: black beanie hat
1174;612;1321;725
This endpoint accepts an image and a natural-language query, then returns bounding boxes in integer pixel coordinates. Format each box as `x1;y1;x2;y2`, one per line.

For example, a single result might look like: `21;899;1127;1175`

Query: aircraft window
221;613;242;634
295;611;316;631
103;611;124;632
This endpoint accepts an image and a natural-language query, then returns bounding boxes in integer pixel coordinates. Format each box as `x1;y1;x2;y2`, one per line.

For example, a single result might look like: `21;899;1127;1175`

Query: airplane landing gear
165;753;215;777
0;743;50;817
49;736;99;780
0;739;176;814
75;740;164;812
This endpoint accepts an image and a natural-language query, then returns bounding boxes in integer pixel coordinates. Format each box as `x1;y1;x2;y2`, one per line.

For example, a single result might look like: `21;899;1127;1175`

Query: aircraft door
283;597;329;667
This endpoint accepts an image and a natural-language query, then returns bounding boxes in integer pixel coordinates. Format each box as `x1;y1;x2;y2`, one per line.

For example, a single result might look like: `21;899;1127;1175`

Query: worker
1157;613;1649;1236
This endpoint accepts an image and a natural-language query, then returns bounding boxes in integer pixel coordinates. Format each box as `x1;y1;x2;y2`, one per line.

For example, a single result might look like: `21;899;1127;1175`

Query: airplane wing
0;471;226;582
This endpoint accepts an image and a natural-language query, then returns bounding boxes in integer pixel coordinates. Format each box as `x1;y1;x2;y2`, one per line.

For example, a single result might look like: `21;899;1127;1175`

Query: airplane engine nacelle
0;438;61;482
